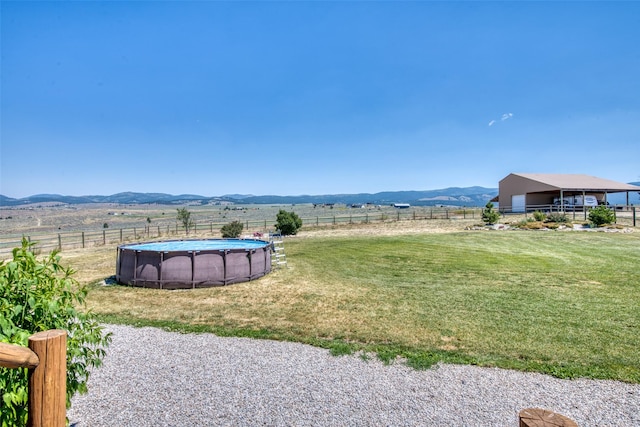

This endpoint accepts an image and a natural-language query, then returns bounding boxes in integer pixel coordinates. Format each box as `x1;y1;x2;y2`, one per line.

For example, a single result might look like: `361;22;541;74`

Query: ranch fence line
0;330;67;427
0;207;481;256
1;205;636;257
500;203;638;225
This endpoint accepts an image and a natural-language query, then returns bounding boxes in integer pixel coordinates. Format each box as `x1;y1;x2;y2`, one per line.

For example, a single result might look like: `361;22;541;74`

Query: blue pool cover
121;239;269;252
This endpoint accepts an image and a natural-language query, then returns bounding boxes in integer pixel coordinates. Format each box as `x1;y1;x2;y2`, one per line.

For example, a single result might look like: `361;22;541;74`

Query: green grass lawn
85;230;640;383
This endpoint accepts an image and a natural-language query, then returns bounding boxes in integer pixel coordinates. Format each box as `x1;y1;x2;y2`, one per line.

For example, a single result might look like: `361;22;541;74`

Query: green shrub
220;220;244;238
481;202;500;225
588;205;616;226
532;210;546;222
546;212;568;223
275;210;303;235
0;239;111;426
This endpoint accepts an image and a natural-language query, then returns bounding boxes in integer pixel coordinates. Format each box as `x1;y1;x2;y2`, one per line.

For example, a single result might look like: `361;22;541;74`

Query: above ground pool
116;239;272;289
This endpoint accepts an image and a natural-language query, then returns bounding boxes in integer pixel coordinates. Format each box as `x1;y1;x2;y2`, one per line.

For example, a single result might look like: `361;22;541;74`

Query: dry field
55;217;485;286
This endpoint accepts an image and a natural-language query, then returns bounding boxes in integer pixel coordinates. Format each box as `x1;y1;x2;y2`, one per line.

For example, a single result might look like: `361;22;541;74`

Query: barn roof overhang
506;173;640;194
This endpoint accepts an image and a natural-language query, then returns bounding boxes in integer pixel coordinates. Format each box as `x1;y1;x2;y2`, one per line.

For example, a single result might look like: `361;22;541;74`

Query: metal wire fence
0;207;481;257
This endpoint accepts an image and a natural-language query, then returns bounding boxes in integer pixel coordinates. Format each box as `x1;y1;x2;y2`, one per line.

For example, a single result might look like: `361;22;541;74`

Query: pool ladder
270;233;287;269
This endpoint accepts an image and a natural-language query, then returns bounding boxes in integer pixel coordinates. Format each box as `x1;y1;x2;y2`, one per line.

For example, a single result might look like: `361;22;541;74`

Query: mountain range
0;187;499;208
3;183;638;208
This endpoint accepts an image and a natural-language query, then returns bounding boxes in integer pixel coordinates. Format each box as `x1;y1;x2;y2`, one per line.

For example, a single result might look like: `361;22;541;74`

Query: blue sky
1;1;639;198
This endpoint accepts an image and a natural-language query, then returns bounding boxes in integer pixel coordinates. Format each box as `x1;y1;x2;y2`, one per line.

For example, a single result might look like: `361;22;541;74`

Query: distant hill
0;187;499;207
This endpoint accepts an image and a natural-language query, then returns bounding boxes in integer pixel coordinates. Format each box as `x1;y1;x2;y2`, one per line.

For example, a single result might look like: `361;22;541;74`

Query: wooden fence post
81;232;85;248
57;234;62;251
28;330;67;427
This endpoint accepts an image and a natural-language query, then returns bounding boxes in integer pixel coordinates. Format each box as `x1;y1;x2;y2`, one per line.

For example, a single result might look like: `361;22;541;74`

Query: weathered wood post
57;234;62;251
633;206;636;227
0;331;68;427
28;330;67;427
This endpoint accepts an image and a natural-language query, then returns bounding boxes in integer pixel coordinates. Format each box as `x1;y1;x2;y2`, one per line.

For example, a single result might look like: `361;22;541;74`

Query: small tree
221;220;244;238
176;207;193;234
588;205;616;227
0;239;112;425
275;210;303;235
481;202;500;225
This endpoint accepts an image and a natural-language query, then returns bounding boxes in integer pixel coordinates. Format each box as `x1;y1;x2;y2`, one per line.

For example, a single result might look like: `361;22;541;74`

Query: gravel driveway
68;325;639;426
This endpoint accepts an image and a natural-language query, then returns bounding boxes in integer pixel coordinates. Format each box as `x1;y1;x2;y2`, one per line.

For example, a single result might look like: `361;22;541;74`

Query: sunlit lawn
73;230;640;383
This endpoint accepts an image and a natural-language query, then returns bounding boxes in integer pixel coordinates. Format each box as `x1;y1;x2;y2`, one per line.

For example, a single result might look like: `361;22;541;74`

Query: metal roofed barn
496;173;640;213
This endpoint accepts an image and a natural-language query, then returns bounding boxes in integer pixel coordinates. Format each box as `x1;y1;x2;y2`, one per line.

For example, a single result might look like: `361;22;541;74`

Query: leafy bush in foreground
0;239;112;426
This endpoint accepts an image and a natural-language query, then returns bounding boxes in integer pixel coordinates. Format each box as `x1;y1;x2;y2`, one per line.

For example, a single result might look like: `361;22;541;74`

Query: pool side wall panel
116;240;272;289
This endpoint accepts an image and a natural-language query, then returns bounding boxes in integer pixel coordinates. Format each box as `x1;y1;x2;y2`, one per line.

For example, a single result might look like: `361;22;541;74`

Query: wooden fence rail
0;330;67;427
1;205;637;257
0;208;482;256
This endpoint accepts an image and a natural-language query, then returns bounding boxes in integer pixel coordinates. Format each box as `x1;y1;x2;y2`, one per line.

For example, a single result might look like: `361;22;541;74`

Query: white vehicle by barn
553;195;599;209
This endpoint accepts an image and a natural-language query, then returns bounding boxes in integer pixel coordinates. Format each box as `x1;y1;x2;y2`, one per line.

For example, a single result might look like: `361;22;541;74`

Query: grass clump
546;212;569;223
532;210;546;221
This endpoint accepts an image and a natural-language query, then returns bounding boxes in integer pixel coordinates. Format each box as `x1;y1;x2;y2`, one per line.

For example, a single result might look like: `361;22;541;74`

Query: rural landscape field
2;203;638;384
